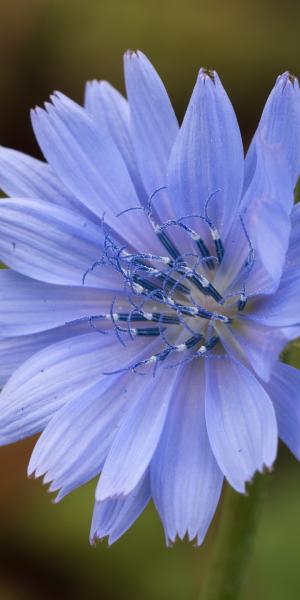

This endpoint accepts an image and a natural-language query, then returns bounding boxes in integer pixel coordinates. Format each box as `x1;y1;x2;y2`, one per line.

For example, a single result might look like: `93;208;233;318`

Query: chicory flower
0;52;300;545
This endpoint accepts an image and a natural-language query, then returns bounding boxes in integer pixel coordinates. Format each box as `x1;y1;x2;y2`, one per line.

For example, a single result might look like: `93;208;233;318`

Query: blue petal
31;93;156;251
168;69;244;238
84;80;146;202
28;373;137;499
241;138;293;288
285;203;300;273
280;325;300;342
0;332;130;445
90;472;151;545
0;146;77;209
216;319;287;382
96;368;176;500
264;362;300;459
0;269;118;336
0;331;156;446
0;323;89;386
205;359;278;492
124;51;178;197
151;362;223;545
29;337;163;499
213;217;272;298
0;198;120;288
248;270;300;328
245;72;300;191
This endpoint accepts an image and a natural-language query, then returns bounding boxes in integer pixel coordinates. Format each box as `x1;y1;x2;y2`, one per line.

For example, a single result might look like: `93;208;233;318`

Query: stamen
159;219;215;269
81;200;235;377
156;273;190;295
104;332;204;375
117;311;181;325
129;263;190;295
195;335;219;355
238;289;247;311
112;247;191;297
113;325;165;337
82;258;106;285
178;304;231;323
145;187;183;260
204;191;225;263
237;215;256;311
196;239;215;269
110;300;127;345
175;264;223;303
101;206;225;305
240;215;255;274
166;335;220;369
210;226;224;263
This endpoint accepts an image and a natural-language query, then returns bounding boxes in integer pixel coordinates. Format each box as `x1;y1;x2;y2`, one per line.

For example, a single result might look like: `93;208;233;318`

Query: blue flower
0;52;300;546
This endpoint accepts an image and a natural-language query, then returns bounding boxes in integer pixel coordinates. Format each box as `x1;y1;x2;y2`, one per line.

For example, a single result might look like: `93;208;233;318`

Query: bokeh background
1;1;300;598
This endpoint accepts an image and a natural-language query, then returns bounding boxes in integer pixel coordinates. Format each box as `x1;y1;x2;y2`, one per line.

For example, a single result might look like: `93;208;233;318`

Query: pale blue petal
151;362;223;545
0;329;156;446
280;325;300;342
168;70;244;239
245;72;300;191
96;368;176;500
248;271;300;328
205;359;278;492
91;472;151;545
0;332;136;445
0;323;89;386
285;203;300;273
0;198;120;288
264;362;300;459
0;145;92;217
124;51;178;197
241;138;293;287
31;94;157;251
216;319;287;382
84;80;146;201
28;336;161;495
213;217;275;298
0;269;117;336
28;373;137;498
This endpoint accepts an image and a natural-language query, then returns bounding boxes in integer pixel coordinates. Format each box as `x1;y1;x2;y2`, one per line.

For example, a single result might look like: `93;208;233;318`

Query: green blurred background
1;1;300;598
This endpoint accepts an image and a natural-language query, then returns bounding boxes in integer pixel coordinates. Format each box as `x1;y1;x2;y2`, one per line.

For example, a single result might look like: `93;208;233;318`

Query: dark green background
0;1;300;598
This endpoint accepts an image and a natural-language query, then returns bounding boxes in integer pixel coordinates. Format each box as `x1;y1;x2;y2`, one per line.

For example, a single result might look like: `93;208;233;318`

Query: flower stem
200;473;270;600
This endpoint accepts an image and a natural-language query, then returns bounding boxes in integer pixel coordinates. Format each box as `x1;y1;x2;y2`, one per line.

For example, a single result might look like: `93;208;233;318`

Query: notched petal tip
88;526;109;546
51;91;68;103
124;49;139;60
89;532;113;547
30;106;42;118
198;67;217;84
27;454;43;479
52;493;62;505
124;49;149;67
95;79;110;87
50;91;82;113
44;100;54;113
164;530;204;547
27;467;37;480
89;535;98;547
276;71;299;90
261;460;275;474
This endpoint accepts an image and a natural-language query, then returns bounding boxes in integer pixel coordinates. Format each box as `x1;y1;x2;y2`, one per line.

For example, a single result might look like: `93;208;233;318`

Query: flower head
0;52;300;545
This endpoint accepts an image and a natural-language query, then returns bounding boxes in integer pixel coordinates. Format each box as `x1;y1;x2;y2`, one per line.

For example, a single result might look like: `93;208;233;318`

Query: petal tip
124;49;138;60
276;71;299;90
198;67;217;85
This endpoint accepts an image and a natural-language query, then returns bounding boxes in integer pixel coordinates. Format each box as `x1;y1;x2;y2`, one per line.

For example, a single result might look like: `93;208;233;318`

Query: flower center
80;195;254;375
